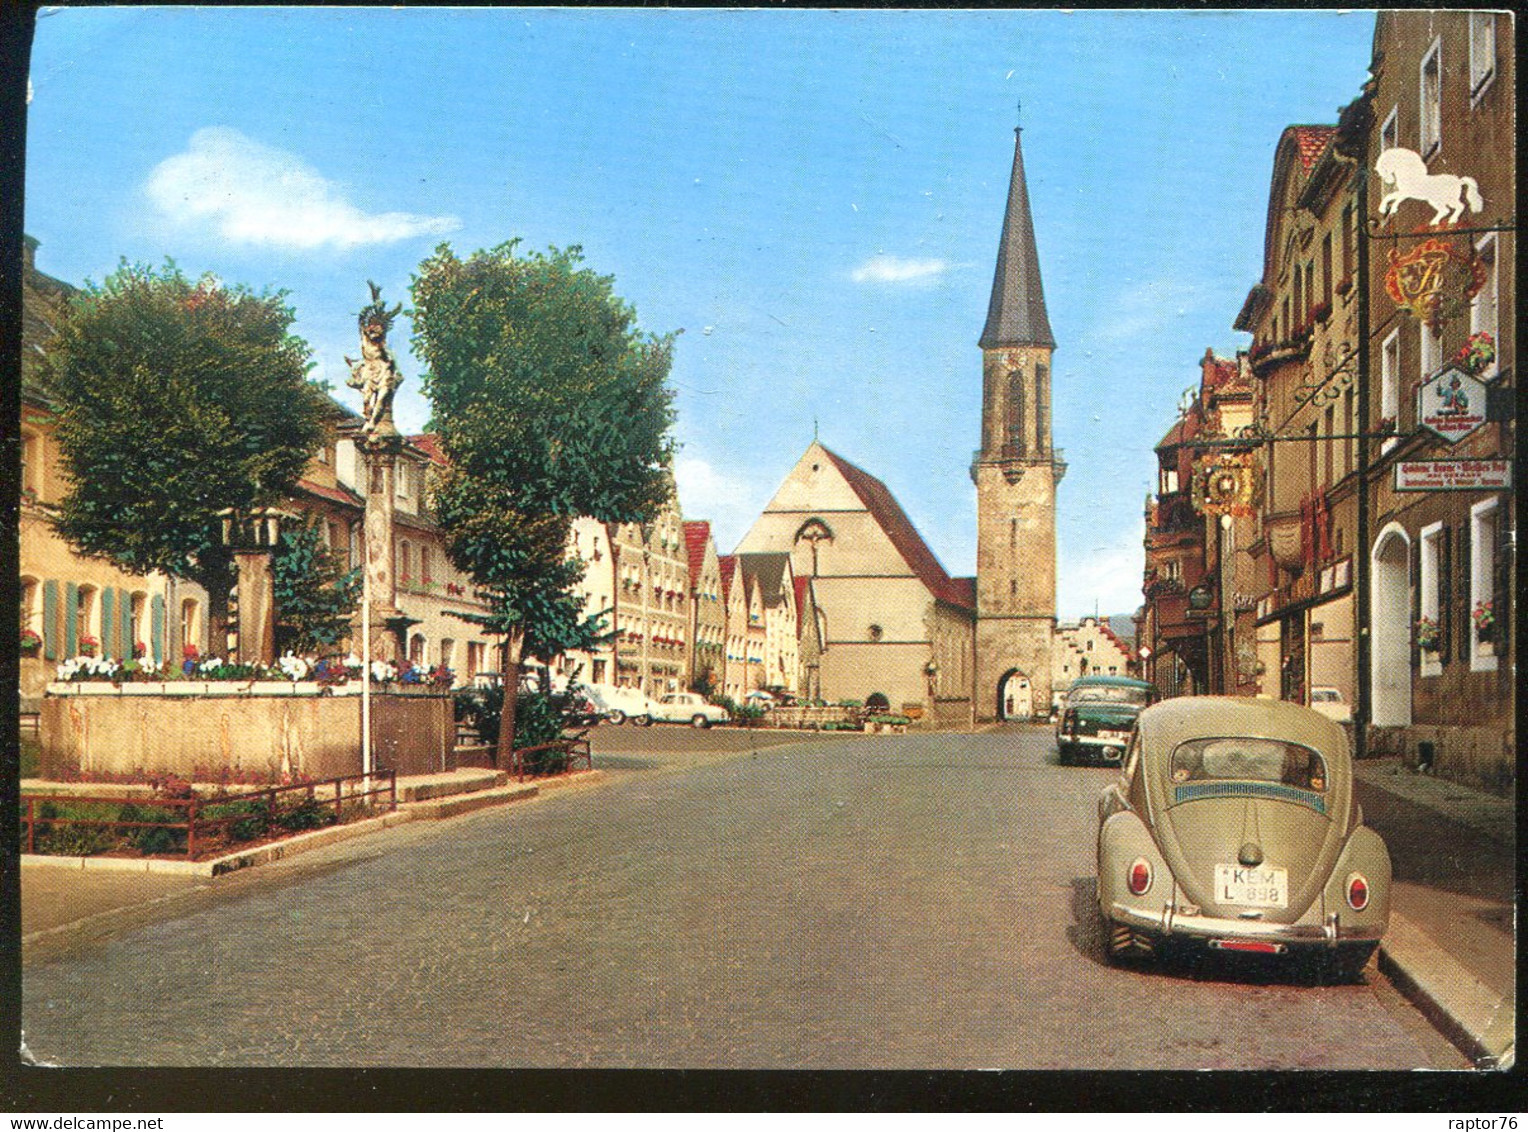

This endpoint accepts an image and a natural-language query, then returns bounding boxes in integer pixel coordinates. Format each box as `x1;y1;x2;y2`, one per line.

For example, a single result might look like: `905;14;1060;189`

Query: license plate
1214;864;1288;908
1100;730;1131;742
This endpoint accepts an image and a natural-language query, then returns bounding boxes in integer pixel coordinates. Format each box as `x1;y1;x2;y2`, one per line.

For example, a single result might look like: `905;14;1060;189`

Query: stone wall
40;686;453;782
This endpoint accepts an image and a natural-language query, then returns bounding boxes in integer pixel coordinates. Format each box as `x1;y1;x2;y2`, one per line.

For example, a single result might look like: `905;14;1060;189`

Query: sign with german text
1394;460;1511;492
1416;365;1488;444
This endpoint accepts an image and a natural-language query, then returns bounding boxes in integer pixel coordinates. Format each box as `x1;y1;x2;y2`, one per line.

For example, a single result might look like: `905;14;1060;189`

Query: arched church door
999;670;1032;720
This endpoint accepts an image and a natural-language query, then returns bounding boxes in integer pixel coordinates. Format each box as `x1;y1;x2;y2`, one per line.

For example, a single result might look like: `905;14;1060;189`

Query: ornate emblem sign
1384;238;1487;332
1192;452;1260;518
1416;365;1489;445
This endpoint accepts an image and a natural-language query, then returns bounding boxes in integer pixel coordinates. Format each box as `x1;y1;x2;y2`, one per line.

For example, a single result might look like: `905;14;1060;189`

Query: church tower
971;123;1064;722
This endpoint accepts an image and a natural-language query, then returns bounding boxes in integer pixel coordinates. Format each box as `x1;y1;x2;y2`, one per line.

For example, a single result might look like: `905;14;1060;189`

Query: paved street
23;726;1451;1069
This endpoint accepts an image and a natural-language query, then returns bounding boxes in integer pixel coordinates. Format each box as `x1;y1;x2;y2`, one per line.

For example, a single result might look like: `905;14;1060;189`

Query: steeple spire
979;123;1054;350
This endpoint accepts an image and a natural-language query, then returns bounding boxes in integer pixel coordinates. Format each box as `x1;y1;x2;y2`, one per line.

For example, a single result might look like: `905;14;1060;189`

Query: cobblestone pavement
22;727;1451;1069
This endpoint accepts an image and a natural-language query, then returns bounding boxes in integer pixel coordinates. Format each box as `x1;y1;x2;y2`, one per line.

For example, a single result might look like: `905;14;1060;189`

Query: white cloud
1058;519;1146;619
672;454;766;552
850;255;950;285
1091;278;1208;343
145;127;460;249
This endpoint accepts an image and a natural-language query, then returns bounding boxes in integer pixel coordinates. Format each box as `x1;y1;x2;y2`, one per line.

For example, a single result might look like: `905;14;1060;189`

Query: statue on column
345;280;405;443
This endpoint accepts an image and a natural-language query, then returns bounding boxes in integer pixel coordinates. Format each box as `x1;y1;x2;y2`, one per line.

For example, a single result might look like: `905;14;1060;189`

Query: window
1163;559;1182;583
1469;13;1497;102
1420;322;1442;383
76;585;98;650
1340;204;1354;282
1160;466;1179;495
409;634;425;665
1419;39;1442;158
1380;329;1400;454
21;430;41;500
1420;523;1443;675
1320;234;1332;310
1343;388;1355;479
20;577;39;635
1469;499;1498;671
398;540;412;583
420;546;432;584
181;598;201;653
467;641;484;680
1323;405;1336;488
129;592;147;655
395;462;410;500
1470;235;1499;378
1380;105;1399;153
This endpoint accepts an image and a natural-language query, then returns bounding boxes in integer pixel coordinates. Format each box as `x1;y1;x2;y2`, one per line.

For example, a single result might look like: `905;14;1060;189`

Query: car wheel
607;710;626;726
691;714;710;729
1057;744;1071;766
634;714;652;727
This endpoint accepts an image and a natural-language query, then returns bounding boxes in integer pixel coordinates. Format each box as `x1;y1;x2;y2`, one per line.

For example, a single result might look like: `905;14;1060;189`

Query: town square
7;6;1518;1101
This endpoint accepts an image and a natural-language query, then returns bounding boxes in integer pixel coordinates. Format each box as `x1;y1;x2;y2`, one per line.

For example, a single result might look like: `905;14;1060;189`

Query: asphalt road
22;726;1449;1068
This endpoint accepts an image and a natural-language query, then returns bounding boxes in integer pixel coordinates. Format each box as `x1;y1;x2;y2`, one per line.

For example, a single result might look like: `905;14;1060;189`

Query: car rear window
1169;738;1328;792
1068;685;1153;706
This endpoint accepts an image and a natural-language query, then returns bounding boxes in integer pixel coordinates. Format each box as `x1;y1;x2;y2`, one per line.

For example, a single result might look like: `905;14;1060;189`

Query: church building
735;123;1060;724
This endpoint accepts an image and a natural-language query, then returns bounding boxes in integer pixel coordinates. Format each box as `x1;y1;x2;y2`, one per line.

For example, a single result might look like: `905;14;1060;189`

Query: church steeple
979;126;1054;350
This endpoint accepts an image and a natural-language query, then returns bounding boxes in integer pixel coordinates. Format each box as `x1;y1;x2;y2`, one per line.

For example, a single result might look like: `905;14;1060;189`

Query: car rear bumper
1107;901;1386;950
1061;734;1128;759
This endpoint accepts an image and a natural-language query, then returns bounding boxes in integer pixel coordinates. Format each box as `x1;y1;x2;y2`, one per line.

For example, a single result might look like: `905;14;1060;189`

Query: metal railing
20;771;397;860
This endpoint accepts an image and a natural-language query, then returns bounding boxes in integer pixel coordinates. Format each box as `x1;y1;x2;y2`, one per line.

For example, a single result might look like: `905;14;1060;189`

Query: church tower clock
971;123;1064;722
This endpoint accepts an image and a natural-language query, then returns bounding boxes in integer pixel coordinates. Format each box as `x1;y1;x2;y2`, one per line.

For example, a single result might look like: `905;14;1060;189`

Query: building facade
683;521;726;695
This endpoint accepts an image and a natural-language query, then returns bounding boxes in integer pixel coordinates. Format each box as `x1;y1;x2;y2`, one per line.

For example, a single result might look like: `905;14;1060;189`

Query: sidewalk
1352;757;1516;1069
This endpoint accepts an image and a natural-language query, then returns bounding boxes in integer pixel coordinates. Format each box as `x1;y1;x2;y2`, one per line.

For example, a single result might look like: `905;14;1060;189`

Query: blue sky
25;8;1378;618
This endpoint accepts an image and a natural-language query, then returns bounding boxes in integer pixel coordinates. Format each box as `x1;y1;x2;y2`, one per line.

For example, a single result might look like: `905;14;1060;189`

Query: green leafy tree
42;261;331;651
272;520;362;655
412;240;676;767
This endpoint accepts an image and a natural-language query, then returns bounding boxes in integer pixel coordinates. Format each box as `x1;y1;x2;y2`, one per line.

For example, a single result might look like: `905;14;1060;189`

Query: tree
411;240;676;767
272;519;362;656
42;261;331;652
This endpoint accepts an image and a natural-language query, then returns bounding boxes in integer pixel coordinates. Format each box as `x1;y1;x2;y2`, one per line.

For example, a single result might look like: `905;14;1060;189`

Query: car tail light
1346;873;1369;911
1127;857;1153;896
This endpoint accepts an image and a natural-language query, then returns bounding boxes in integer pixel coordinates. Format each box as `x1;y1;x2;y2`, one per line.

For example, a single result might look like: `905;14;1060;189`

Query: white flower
369;660;397;683
277;653;311;681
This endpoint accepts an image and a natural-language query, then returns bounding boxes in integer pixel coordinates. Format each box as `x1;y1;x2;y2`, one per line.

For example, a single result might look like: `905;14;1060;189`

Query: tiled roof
295;478;364;511
406;432;450;467
1155;415;1190;451
682;520;712;584
792;575;812;614
738;552;791;606
979;128;1055;350
718;555;737;599
818;445;974;612
1290;125;1336;171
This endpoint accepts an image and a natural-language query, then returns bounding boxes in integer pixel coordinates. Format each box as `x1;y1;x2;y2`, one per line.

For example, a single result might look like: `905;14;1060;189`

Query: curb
1379;910;1516;1069
20;769;608;881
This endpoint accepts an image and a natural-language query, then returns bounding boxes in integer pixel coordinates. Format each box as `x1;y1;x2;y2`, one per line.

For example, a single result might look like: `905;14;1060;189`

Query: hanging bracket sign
1416;365;1489;444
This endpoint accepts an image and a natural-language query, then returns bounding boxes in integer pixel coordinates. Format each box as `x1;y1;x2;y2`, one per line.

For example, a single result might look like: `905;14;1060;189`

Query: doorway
999;669;1032;720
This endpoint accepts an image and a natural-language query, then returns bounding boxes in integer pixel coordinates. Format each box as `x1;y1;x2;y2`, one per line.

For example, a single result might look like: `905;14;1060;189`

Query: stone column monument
347;281;412;663
221;507;290;667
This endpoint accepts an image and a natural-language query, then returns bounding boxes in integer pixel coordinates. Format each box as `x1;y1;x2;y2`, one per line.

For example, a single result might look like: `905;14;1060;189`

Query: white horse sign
1376;147;1484;226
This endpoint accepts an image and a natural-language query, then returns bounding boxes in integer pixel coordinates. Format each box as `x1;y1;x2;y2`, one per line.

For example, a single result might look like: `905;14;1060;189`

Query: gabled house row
1139;11;1514;793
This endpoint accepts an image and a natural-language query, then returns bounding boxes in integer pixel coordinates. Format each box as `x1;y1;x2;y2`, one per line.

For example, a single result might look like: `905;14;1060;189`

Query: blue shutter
151;595;166;666
101;588;116;659
121;594;134;660
42;580;58;661
64;582;78;658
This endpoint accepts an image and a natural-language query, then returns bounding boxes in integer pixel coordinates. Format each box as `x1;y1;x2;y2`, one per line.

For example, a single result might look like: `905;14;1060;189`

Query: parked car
1055;675;1157;765
1308;686;1352;724
649;692;731;728
1096;696;1390;981
581;683;657;726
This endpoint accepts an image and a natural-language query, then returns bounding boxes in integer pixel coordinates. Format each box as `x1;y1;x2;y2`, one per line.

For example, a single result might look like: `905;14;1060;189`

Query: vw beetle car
1056;675;1157;764
1096;697;1389;980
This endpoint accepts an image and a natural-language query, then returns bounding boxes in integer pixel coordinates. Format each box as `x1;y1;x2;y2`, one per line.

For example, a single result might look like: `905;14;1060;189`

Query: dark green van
1056;675;1158;765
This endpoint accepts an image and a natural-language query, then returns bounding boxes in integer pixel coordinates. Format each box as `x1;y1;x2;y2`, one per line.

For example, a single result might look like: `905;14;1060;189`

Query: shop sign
1383;238;1486;332
1395;459;1511;492
1416;366;1489;444
1191;451;1260;517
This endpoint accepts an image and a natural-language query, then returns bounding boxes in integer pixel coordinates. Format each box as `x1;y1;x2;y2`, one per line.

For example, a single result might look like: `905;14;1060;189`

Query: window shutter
1457;521;1472;663
42;580;58;661
121;595;134;659
1410;538;1421;669
101;588;116;659
151;595;165;667
1493;506;1511;657
1439;527;1452;664
64;582;78;658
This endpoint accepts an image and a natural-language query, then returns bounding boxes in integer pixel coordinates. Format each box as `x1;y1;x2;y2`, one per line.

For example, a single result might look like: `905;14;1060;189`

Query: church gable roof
818;445;974;612
682;520;713;584
738;552;792;607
